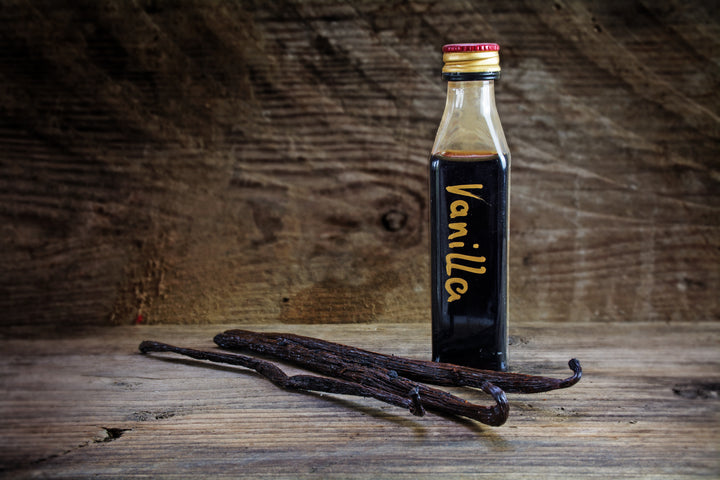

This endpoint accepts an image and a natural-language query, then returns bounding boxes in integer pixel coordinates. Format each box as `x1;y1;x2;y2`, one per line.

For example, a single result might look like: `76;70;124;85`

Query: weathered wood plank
0;322;718;478
0;0;718;327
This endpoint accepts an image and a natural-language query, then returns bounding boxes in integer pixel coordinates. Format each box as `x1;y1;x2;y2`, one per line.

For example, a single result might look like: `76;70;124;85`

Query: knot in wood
381;210;407;232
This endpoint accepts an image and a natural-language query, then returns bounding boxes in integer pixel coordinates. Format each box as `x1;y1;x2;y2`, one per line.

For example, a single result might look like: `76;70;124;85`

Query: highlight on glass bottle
430;43;510;371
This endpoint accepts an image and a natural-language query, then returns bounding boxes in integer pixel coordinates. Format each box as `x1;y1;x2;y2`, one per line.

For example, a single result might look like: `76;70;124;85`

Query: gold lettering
446;253;487;276
449;200;469;218
446;184;483;200
448;222;468;239
442;184;487;302
445;277;468;303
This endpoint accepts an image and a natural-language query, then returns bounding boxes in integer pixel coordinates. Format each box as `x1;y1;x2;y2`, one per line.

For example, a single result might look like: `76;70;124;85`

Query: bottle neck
447;80;496;117
431;80;508;158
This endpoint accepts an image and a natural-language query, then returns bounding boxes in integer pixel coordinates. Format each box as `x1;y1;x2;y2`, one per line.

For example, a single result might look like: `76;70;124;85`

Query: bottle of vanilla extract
430;43;510;371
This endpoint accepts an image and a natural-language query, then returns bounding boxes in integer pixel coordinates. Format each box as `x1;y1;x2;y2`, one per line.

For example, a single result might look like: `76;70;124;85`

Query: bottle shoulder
431;108;509;156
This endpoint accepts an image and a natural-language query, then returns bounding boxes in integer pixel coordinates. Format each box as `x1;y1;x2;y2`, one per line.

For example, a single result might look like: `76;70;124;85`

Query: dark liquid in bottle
430;151;508;371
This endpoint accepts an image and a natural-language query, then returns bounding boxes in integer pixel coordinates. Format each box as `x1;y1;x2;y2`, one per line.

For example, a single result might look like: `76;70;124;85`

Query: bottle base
433;351;507;372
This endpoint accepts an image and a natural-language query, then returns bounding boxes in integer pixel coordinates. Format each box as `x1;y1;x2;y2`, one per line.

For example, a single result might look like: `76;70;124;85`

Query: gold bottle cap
442;43;501;74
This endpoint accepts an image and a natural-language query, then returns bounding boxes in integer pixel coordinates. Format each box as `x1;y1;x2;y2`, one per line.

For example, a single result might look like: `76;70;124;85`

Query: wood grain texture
0;0;718;327
0;322;718;478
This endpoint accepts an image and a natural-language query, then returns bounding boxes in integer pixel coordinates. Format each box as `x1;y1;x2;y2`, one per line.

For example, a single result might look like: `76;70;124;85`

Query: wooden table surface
1;321;718;479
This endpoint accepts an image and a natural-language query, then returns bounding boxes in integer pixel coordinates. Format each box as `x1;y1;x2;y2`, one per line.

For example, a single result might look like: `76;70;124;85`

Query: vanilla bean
215;330;582;394
139;340;509;426
138;341;425;416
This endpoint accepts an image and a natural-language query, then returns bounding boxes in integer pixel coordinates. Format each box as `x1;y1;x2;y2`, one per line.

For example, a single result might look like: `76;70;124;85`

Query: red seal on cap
443;43;500;53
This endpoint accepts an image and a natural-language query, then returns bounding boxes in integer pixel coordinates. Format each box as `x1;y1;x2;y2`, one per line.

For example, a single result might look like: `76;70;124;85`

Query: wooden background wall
1;0;718;328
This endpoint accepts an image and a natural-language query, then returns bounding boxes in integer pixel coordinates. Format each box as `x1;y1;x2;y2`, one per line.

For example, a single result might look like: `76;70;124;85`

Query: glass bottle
430;43;510;371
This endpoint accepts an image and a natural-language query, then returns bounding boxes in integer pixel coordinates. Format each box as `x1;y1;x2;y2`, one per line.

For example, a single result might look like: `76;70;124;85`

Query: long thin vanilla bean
215;329;582;394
